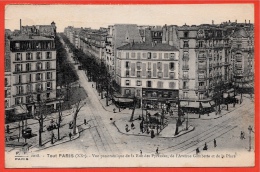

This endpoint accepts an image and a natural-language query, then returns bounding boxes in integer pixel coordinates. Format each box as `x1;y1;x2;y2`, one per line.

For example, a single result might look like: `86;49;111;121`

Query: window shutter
131;63;135;76
153;63;157;77
142;63;146;77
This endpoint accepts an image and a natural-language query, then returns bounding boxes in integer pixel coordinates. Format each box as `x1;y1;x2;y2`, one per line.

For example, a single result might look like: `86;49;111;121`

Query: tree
71;99;86;135
33;97;49;147
56;95;64;140
129;96;138;122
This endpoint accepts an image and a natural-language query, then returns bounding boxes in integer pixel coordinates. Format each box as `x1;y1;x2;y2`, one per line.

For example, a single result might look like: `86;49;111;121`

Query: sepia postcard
4;4;255;168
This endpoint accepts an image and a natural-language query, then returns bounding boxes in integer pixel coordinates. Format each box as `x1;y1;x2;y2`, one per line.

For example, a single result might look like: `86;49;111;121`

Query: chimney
212;20;214;25
245;19;246;24
229;20;230;23
235;19;237;23
249;20;250;24
169;27;173;46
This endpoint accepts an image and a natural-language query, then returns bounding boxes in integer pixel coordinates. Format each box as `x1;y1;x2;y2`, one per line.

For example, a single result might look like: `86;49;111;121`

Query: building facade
116;42;179;109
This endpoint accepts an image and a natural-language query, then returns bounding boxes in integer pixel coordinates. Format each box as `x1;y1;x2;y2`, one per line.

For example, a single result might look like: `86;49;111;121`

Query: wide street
38;37;255;157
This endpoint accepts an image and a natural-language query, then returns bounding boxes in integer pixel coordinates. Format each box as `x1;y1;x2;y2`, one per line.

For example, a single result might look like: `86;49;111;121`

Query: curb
112;121;195;139
30;127;80;152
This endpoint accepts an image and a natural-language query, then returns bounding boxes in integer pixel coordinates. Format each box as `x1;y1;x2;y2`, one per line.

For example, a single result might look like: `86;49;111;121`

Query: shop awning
209;101;215;106
187;102;200;108
118;98;133;103
14;105;27;115
201;102;211;108
180;101;189;107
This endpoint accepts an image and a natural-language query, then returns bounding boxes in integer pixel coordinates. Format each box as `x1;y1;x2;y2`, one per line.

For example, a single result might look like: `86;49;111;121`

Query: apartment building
116;42;179;109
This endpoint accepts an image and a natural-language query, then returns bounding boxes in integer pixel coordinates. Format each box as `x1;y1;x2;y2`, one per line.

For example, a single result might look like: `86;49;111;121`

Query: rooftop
11;35;54;41
117;42;179;51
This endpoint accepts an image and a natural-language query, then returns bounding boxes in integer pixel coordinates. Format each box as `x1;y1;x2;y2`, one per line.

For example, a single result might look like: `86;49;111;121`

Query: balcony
183;75;189;79
198;65;206;70
183;86;189;90
235;64;243;69
198;85;206;90
182;56;189;61
198;75;206;80
236;57;242;62
182;65;189;70
198;54;206;60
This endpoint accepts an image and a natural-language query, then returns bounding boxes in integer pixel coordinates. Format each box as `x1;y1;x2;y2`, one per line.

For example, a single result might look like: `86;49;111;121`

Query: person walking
125;124;129;132
203;142;208;150
69;132;72;140
84;119;87;125
140;150;142;155
131;122;135;130
214;139;217;147
156;147;159;154
196;148;200;154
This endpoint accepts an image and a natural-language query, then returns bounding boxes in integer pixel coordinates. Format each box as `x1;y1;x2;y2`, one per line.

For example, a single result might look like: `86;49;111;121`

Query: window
46;62;51;69
15;97;23;105
137;80;142;86
183;81;187;89
183;92;188;98
183;41;189;48
157;81;163;88
26;63;31;71
26;53;32;60
157;62;162;70
16;86;24;94
46;93;50;99
125;61;130;68
15;42;20;50
36;83;43;92
169;82;175;89
47;72;52;80
147;71;151;78
137;71;141;78
16;53;22;61
147;81;152;87
198;41;204;47
17;75;22;84
46;52;52;59
36;62;42;70
170;72;175;79
158;72;163;78
142;52;147;59
183;71;188;78
148;62;151;70
170;53;175;60
159;53;162;59
36;52;41;60
36;73;42;81
15;64;22;72
164;53;169;59
5;78;8;86
47;82;52;90
27;84;32;93
26;96;32;103
126;70;130;77
125;80;130;86
27;74;32;82
118;52;121;58
5;100;9;108
153;53;157;59
126;52;129;59
137;53;141;59
184;31;189;38
125;89;131;95
131;52;135;58
199;82;204;86
170;62;175;70
147;52;151;59
137;62;141;70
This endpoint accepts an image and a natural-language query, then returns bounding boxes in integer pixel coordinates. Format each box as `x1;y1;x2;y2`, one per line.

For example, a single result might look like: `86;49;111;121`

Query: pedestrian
125;124;129;132
214;139;217;147
131;122;135;129
69;132;72;140
156;147;159;154
203;142;208;151
151;130;155;138
196;148;200;154
92;84;94;88
84;119;87;125
140;121;143;133
140;150;142;155
240;131;245;139
113;108;116;113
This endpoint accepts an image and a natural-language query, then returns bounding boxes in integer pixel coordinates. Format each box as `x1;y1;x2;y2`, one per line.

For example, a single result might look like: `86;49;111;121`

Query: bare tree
72;99;86;135
33;97;49;147
129;96;138;122
56;95;64;140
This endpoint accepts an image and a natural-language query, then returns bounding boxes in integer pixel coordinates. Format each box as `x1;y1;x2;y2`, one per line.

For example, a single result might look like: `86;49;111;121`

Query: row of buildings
64;20;254;112
5;20;57;119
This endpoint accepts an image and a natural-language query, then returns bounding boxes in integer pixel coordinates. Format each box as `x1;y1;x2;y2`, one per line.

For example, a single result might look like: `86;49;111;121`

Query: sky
5;4;254;32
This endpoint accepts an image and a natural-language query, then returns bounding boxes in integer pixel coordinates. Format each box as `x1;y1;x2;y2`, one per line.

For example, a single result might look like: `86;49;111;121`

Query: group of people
125;123;135;132
196;139;217;154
